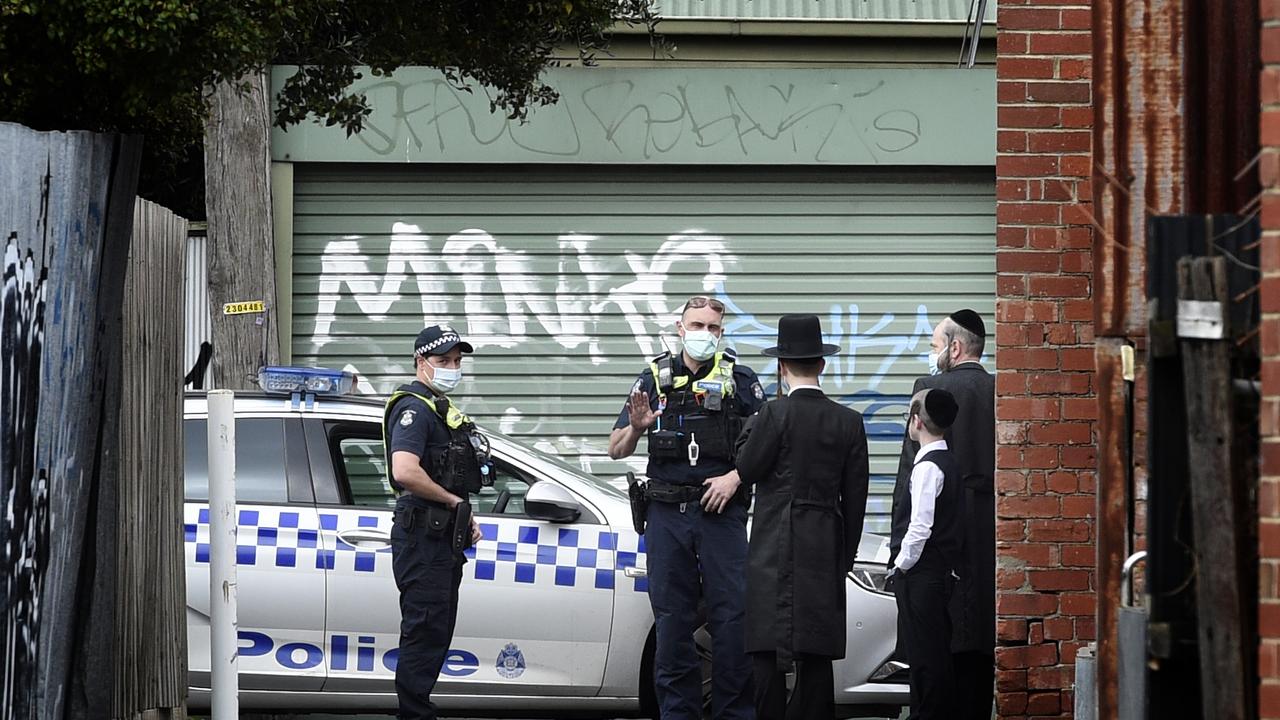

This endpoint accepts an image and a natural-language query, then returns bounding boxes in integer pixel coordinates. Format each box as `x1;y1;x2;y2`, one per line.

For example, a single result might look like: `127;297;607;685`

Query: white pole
207;390;238;718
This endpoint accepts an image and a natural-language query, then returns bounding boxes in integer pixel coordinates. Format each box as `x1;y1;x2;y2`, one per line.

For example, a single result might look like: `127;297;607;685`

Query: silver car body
182;392;906;715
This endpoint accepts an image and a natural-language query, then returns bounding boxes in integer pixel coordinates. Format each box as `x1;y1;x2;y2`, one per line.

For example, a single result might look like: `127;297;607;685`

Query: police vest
645;349;741;464
383;387;487;496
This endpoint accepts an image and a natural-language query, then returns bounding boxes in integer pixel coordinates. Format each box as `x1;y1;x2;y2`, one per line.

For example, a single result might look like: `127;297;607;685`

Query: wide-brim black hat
761;314;840;359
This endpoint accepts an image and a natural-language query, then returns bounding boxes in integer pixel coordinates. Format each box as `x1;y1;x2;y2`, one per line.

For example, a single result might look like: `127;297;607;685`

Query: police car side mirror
524;482;582;523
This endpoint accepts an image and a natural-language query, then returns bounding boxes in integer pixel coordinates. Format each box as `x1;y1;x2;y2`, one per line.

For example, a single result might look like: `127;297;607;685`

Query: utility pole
203;73;280;390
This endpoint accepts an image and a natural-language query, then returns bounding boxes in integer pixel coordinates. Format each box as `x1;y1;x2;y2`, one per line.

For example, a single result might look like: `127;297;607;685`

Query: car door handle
337;530;391;547
623;566;647;578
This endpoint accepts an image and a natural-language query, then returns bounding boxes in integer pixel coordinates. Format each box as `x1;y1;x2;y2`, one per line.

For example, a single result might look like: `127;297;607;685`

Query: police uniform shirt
613;355;766;485
386;380;452;508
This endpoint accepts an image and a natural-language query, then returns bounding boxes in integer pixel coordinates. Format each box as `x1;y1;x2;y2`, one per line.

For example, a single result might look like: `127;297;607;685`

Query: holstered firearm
626;472;649;535
451;501;474;553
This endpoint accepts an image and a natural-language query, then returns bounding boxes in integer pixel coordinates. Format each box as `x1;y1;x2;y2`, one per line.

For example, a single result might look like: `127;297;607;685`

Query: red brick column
1259;4;1280;716
995;1;1096;717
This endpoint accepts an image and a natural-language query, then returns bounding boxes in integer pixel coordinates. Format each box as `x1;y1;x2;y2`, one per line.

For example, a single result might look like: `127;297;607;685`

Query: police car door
454;449;615;697
308;416;614;700
183;408;329;694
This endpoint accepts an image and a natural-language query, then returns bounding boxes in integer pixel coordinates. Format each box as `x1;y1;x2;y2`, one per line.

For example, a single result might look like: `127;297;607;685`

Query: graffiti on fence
0;232;50;719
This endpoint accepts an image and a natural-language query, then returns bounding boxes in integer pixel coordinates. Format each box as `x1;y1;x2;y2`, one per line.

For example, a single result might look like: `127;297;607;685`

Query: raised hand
627;390;661;431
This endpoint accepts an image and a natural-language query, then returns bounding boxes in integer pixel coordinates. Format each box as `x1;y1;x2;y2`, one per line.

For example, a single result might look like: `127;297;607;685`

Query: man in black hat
735;314;870;720
890;309;995;720
384;324;486;720
890;388;963;720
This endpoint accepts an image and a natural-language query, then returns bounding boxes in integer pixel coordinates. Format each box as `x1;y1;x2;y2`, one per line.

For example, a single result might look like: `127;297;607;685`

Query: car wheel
640;624;715;720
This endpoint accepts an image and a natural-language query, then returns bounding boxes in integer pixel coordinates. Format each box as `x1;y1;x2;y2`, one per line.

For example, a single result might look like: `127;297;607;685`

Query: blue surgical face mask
429;366;463;393
928;352;941;376
683;330;719;362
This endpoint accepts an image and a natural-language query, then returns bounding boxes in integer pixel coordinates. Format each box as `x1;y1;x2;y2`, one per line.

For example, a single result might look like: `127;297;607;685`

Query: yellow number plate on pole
223;301;265;315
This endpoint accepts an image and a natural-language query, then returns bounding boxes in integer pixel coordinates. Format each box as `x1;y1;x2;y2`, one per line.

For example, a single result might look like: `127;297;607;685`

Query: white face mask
428;366;463;393
928;352;941;376
682;330;719;362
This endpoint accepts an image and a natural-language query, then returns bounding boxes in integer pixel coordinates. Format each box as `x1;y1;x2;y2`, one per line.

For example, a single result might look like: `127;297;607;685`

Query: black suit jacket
891;363;996;655
736;388;870;660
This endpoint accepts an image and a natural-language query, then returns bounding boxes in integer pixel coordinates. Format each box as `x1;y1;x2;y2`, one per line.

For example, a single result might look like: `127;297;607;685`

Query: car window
473;460;533;515
338;436;395;509
184;418;288;503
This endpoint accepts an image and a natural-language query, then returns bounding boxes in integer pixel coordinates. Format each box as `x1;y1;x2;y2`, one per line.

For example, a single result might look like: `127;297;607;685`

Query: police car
183;367;908;717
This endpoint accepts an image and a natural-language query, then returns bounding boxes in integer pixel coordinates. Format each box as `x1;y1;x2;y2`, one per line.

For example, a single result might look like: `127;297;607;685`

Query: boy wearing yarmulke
888;388;962;720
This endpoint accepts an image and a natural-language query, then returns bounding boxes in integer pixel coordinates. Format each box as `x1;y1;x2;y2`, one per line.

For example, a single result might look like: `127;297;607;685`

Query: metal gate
288;165;995;531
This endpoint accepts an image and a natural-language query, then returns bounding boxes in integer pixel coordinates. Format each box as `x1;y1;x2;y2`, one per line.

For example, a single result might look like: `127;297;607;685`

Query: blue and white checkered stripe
462;524;647;592
183;505;649;592
184;506;391;573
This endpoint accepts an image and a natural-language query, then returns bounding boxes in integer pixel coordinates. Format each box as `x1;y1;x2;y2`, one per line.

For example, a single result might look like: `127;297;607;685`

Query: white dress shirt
893;439;949;573
785;383;823;396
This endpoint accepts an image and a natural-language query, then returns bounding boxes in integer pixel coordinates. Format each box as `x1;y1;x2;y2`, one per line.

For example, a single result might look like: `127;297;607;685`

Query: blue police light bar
257;366;356;396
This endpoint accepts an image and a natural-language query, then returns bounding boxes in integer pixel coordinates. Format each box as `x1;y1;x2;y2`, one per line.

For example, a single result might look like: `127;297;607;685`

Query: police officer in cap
385;324;486;720
608;295;766;720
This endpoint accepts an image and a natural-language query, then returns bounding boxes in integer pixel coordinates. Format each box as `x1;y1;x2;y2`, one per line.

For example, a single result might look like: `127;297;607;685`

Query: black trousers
953;650;995;720
894;568;955;720
391;513;464;720
751;651;834;720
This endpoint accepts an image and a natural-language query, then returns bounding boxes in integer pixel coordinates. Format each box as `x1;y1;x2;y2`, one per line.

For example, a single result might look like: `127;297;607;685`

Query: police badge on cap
414;324;475;357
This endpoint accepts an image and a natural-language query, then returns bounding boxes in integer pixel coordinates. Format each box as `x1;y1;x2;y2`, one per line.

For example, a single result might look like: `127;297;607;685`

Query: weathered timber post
114;198;188;720
203;73;280;390
0;122;142;719
1176;255;1248;720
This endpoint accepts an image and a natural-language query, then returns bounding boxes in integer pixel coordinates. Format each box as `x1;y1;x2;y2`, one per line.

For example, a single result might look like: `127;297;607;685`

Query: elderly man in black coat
736;314;870;720
890;309;996;720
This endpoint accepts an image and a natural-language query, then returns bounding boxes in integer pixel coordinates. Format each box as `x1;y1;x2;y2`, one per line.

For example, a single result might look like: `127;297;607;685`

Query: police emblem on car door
454;456;615;696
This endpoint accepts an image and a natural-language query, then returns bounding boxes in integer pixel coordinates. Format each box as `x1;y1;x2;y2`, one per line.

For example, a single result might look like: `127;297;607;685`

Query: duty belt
645;480;706;504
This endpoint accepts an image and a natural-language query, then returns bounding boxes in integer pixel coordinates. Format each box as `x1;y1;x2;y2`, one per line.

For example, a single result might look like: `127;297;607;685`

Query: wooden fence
114;198;188;720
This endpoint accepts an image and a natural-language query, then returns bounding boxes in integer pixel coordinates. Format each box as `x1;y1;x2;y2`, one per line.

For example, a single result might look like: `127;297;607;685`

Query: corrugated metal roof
655;0;995;23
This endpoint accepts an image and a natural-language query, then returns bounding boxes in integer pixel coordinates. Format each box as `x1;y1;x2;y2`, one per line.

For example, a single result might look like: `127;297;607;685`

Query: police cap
414;325;474;357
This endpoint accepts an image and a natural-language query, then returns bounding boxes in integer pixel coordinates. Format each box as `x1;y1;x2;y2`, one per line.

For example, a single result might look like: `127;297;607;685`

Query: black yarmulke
949;309;986;338
925;389;959;429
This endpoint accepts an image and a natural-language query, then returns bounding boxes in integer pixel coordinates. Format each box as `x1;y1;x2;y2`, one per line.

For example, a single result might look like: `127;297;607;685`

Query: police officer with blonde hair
385;325;487;720
609;296;766;720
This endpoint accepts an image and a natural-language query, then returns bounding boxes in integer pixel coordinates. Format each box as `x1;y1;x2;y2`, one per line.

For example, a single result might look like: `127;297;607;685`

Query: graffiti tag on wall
302;228;947;472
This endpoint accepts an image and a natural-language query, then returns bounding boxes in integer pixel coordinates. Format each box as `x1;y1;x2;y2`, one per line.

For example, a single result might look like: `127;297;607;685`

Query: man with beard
890;309;995;720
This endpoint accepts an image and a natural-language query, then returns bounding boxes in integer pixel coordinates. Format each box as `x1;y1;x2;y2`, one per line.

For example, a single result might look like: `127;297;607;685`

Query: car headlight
849;563;892;596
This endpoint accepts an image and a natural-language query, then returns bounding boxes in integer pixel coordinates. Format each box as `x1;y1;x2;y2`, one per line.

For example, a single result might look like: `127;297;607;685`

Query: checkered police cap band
415;332;462;356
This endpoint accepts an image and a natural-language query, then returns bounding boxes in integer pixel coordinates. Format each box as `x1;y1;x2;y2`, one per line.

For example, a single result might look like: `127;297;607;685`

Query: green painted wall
271;66;995;166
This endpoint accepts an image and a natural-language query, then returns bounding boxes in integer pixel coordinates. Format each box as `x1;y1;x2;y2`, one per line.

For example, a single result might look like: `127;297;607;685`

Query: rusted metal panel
1185;1;1260;214
1094;338;1133;720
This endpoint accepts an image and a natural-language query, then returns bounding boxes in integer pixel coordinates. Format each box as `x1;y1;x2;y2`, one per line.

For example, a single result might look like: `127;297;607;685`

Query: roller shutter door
290;165;995;532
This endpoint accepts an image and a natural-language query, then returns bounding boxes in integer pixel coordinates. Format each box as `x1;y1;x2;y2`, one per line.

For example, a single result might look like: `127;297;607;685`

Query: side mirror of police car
524;481;582;523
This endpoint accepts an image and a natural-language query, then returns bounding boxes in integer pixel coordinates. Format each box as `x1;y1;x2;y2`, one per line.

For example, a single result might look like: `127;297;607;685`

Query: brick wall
995;1;1097;717
1260;3;1280;715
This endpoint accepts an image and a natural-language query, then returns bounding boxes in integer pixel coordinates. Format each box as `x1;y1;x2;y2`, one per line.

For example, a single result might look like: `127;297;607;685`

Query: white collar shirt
893;439;949;573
